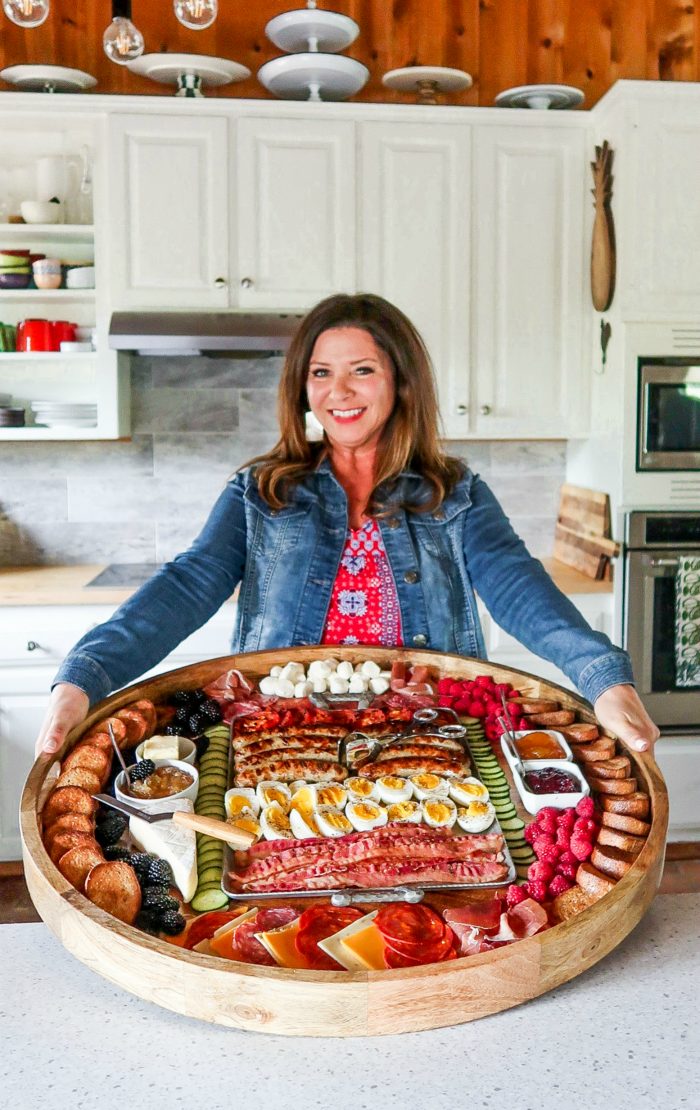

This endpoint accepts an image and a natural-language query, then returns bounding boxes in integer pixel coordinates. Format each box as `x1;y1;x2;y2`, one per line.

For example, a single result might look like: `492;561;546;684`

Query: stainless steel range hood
108;311;301;356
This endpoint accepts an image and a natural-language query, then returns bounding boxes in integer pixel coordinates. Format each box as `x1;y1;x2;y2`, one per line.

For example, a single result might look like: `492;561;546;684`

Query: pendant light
2;0;49;27
174;0;218;30
103;0;144;66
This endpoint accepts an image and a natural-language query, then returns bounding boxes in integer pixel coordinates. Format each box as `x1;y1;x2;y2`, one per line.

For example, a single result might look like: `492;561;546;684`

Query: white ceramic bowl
114;758;199;809
59;340;93;354
135;735;197;766
65;265;95;289
20;200;62;224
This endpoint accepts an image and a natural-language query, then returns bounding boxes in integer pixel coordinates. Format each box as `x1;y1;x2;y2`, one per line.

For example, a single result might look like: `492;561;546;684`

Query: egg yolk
464;802;489;818
413;774;441;790
349;778;374;797
353;803;380;820
325;811;351;830
263;787;288;808
269;809;291;832
457;782;484;797
380;776;405;790
228;797;252;817
318;786;345;807
425;801;451;821
388;802;418;820
231;815;260;836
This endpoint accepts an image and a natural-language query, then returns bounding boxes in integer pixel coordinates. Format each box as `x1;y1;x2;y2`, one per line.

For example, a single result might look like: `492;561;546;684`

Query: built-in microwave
638;360;700;471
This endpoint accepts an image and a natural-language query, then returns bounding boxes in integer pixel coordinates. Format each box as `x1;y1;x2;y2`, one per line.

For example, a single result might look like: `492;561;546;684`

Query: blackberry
134;910;161;936
187;712;205;736
172;689;196;706
127;852;156;881
103;845;131;862
164;724;181;736
158;910;187;937
191;689;208;705
95;812;128;848
199;698;223;724
141;882;170;900
142;890;180;915
174;705;190;724
129;759;156;784
145;858;173;886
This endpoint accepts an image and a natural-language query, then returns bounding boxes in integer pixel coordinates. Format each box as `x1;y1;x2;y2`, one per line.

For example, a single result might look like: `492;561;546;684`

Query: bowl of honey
512;729;571;761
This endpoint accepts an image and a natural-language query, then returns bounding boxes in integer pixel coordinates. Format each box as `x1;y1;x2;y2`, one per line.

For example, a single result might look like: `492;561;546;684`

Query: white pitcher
36;155;68;203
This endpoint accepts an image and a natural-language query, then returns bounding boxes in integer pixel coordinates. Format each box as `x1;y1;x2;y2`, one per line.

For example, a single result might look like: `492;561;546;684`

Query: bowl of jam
510;758;589;814
513;729;571;762
115;758;199;808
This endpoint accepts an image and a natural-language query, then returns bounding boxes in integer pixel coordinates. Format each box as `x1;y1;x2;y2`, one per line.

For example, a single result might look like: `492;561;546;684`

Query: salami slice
233;920;277;966
295;905;364;970
375;903;446;947
382;921;455;964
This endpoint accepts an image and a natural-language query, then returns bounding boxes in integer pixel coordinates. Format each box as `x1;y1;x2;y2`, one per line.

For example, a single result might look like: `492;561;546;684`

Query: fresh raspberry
556;861;578;882
548;874;574;898
524;822;540;845
574;817;597;838
532;835;555;859
523;879;548;903
537;807;559;823
555;827;571;849
557;808;576;828
534;841;560;866
537;815;558;837
437;678;453;695
576;796;596;819
506;883;528;908
468;700;486;718
528;860;555;883
438;695;455;708
475;675;494;689
570;835;593;862
453;697;472;714
510;690;522;699
557;850;577;870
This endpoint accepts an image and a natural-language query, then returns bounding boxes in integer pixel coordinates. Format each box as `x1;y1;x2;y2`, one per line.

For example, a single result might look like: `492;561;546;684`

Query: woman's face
305;326;396;454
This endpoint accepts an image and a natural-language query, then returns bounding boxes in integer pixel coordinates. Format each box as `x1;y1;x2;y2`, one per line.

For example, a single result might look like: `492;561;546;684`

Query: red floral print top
322;520;403;646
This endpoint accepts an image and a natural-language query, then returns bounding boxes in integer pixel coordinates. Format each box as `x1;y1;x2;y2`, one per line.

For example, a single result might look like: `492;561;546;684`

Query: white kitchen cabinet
359;122;471;439
108;113;229;309
472;124;588;438
235;116;356;310
0;679;53;861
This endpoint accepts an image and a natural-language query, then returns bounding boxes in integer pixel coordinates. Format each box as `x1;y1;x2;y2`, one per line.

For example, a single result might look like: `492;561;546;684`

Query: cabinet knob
480;404;492;416
240;277;254;289
214;276;227;288
456;403;468;416
26;640;43;652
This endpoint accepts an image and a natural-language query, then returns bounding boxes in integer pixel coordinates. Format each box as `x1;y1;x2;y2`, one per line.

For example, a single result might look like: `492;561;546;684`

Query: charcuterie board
20;648;668;1037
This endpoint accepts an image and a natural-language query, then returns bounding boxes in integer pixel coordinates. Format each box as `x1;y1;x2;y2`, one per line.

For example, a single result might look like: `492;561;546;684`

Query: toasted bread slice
115;708;149;748
601;811;651;836
57;844;105;891
61;743;111;787
511;698;561;714
53;767;102;794
42;786;98;824
44;812;95;841
524;710;576;728
551;884;596;922
48;830;100;866
77;731;114;752
560;723;600;743
597;825;646;856
589;755;631;780
586;774;637;796
576;862;617;899
601;792;650;818
131;699;157;734
591;843;635;879
84;717;127;746
85;861;142;924
571;737;616;763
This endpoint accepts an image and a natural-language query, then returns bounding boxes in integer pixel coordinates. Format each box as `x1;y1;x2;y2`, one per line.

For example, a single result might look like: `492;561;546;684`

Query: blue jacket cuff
52;652;113;706
577;649;636;706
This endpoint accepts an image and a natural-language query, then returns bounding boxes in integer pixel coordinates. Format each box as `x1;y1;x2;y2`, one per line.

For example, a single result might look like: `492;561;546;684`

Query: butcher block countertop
0;558;612;607
1;894;697;1109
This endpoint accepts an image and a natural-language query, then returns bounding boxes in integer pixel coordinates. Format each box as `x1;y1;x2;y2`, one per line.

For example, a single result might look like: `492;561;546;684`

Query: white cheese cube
311;676;328;693
259;675;278;696
369;676;390;695
322;657;340;672
360;660;382;678
275;677;296;699
379;670;392;680
294;680;312;699
348;673;369;694
336;660;354;680
308;659;331;678
328;675;350;695
280;661;304;682
270;665;282;677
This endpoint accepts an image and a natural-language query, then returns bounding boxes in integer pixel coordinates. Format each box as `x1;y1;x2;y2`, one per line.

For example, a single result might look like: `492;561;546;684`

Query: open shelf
0;224;94;242
0;289;95;302
0;351;96;361
0;426;104;440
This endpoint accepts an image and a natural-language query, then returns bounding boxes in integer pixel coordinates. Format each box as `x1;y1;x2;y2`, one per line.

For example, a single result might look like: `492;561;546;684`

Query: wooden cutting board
558;484;610;537
553;485;618;580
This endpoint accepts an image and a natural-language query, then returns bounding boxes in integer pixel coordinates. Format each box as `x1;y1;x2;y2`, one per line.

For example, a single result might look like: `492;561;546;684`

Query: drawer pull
26;640;44;652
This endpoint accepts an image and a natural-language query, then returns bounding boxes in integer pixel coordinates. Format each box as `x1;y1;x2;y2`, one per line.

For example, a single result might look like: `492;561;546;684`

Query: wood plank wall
0;0;698;106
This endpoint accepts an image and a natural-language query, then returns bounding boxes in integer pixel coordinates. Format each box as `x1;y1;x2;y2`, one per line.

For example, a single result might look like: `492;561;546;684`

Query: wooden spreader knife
92;793;255;849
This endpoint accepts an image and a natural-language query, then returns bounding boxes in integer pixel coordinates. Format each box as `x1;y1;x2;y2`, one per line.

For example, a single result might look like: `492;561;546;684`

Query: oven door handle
649;557;680;568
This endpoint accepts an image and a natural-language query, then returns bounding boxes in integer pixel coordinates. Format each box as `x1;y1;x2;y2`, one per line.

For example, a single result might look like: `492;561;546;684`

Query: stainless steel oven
623;510;700;728
638;360;700;471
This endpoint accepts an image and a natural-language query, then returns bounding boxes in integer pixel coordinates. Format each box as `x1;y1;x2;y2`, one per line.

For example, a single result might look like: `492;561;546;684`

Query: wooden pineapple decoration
590;141;616;311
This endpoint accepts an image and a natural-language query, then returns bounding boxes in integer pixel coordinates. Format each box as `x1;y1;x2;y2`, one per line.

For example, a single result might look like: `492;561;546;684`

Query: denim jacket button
412;633;428;646
432;509;446;521
387;517;401;529
404;570;419;584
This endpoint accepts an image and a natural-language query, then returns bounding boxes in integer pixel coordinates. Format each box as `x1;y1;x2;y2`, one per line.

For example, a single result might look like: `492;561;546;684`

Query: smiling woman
37;292;658;758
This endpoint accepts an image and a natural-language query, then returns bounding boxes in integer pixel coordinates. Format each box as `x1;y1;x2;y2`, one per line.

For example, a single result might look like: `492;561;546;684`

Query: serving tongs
93;794;255;850
340;706;468;769
309;690;375;711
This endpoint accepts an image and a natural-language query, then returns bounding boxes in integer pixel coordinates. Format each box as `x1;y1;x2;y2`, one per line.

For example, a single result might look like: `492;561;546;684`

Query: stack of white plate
31;402;97;428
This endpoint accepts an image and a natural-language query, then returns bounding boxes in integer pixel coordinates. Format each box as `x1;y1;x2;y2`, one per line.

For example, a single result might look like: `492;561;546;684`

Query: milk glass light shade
3;0;49;27
174;0;218;30
103;15;145;65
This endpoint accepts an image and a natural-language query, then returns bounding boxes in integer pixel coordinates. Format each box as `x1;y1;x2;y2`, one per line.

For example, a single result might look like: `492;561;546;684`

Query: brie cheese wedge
129;798;198;903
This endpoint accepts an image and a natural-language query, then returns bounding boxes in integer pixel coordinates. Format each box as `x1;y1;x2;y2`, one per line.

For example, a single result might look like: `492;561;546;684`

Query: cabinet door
109;114;229;309
473;125;587;437
0;685;50;861
359;123;471;439
236;117;355;309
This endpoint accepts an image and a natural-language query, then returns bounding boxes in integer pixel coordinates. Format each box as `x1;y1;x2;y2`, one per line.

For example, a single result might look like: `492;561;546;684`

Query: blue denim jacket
55;459;634;705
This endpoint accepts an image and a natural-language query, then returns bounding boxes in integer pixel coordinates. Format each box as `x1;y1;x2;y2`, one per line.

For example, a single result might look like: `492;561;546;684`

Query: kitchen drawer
0;606;118;666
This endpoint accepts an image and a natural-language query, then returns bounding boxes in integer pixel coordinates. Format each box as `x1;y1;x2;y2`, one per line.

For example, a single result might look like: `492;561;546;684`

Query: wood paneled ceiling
0;1;698;107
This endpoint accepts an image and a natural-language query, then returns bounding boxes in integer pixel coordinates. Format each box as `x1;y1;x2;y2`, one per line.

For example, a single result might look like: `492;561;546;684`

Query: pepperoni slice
254;907;299;933
384;945;427;969
295;906;364;970
383;923;455;964
375;903;446;947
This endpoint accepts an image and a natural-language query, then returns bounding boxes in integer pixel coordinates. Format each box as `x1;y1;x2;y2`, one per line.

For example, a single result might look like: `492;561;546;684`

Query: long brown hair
249;293;464;513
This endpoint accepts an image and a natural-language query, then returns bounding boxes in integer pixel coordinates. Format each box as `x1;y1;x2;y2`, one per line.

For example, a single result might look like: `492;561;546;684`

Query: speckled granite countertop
1;894;696;1109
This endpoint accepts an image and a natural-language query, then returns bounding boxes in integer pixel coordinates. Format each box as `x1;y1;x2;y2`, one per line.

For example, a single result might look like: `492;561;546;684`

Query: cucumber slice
500;817;526;831
191;887;229;913
197;846;224;866
198;864;225;885
510;847;534;861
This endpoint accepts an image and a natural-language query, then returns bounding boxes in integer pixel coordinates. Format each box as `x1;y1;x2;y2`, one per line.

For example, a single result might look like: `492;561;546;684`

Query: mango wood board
21;648;668;1038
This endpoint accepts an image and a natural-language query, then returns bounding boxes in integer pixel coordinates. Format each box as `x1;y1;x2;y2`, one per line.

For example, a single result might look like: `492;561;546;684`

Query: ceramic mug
50;320;76;348
32;257;62;290
16;318;52;352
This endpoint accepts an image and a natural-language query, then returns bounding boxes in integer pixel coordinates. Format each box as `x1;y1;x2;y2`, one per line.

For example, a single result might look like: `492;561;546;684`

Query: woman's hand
593;684;660;754
35;683;90;758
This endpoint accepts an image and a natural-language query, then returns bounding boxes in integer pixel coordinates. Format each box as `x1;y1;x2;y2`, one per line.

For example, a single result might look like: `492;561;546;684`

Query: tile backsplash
0;356;565;565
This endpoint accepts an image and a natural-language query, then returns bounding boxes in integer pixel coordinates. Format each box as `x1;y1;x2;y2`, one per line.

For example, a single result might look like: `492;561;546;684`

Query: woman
36;293;659;756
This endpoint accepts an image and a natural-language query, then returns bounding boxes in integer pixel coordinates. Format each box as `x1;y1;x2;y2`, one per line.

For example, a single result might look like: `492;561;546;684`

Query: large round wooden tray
21;648;668;1037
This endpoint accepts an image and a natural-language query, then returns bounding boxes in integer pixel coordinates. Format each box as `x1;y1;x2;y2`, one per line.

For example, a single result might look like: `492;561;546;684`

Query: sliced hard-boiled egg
227;812;261;842
345;801;388;832
256;780;291;811
456;800;496;834
449;777;490;806
315;805;353;838
410;773;450;800
344;776;380;803
375;775;413;805
289;806;321;839
317;783;348;809
422;797;458;829
289;783;318;812
386;799;423;824
259;803;295;841
225;787;260;819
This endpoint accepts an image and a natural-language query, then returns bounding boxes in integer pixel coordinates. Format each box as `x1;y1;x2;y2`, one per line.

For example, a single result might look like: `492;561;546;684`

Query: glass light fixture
174;0;218;31
3;0;50;28
103;0;144;66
